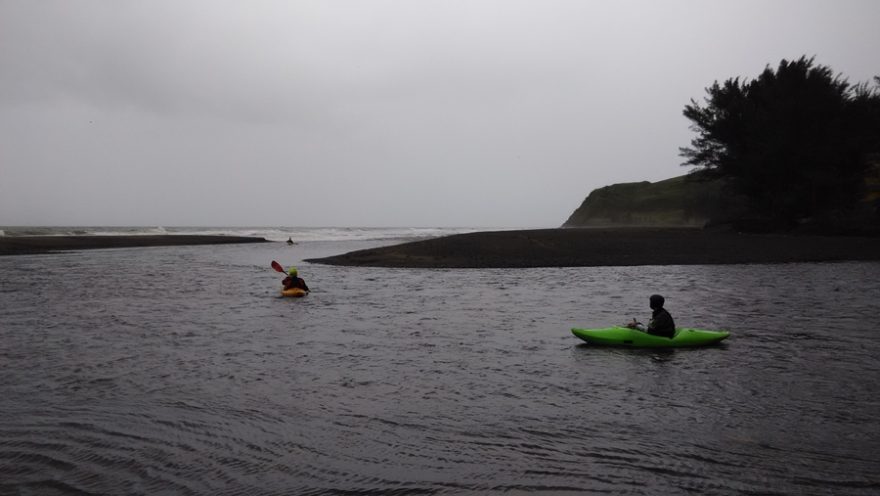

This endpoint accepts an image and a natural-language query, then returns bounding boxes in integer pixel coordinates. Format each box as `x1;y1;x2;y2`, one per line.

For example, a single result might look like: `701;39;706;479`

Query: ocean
0;226;490;243
1;227;879;495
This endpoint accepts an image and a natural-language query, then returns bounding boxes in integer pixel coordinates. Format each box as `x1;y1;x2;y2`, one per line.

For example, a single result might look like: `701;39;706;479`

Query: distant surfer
286;237;295;245
625;294;675;338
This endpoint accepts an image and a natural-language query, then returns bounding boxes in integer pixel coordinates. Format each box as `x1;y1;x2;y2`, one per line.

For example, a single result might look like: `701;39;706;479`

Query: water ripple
1;248;879;494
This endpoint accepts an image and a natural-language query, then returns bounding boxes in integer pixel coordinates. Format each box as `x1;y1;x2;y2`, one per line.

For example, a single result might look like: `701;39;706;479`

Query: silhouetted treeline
681;57;880;230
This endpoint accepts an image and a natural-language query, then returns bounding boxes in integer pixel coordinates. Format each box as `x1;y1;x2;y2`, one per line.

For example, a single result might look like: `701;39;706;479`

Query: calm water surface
1;239;879;495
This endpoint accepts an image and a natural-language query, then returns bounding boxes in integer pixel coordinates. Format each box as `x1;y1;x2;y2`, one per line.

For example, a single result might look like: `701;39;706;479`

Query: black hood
649;294;665;310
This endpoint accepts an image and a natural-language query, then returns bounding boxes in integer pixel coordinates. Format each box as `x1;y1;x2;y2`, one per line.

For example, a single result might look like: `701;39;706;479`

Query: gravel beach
0;235;268;256
307;227;880;268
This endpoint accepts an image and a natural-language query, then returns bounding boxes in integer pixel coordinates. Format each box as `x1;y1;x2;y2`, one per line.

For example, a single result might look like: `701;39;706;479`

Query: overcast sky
1;0;878;227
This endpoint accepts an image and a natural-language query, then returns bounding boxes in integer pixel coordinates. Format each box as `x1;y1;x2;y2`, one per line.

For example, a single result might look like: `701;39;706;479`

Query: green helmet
287;266;298;276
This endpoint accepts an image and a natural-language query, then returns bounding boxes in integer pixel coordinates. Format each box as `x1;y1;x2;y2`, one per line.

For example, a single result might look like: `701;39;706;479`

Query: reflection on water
1;241;879;495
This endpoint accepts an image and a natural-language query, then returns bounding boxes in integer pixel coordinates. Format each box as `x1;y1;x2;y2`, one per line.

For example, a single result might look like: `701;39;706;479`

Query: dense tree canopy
681;57;880;225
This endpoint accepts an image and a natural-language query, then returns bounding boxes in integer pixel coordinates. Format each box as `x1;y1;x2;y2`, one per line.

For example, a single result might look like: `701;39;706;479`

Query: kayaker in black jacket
282;266;310;292
626;294;676;338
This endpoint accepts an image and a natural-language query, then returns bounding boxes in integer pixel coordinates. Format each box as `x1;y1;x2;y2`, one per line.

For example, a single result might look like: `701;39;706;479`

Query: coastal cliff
562;175;729;228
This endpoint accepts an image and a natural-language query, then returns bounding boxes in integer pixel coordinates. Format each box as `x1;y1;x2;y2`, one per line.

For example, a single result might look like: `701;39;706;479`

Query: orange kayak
281;288;307;298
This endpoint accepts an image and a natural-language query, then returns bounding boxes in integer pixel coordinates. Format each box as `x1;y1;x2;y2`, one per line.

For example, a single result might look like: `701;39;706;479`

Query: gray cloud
2;0;878;226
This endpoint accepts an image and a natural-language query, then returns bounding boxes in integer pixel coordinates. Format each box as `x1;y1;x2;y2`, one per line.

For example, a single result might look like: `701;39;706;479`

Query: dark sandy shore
307;227;880;268
0;235;268;256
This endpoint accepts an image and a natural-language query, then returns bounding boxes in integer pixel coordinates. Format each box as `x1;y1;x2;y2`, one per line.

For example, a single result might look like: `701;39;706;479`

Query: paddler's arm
625;318;645;331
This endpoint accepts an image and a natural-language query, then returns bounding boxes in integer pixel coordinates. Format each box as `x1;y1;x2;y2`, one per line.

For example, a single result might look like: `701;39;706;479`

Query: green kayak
571;326;730;348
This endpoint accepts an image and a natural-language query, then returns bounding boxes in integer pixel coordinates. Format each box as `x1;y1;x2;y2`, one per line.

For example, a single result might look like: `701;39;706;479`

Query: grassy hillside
564;167;880;231
562;175;729;227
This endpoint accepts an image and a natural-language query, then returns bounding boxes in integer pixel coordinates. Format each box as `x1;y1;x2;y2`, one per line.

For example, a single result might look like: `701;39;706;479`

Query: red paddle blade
271;260;285;273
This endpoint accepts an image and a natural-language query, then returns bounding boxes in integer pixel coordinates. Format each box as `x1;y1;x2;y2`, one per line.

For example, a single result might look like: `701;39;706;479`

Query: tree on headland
680;57;880;228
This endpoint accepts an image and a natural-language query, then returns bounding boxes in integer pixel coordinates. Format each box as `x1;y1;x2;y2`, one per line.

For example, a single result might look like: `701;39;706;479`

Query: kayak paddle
271;260;286;274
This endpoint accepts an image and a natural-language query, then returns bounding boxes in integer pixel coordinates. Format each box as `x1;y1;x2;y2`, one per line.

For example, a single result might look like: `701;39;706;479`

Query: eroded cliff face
562;175;726;227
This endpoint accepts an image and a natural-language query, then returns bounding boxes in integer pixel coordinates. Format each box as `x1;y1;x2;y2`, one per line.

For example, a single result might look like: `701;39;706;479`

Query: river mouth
2;241;878;495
